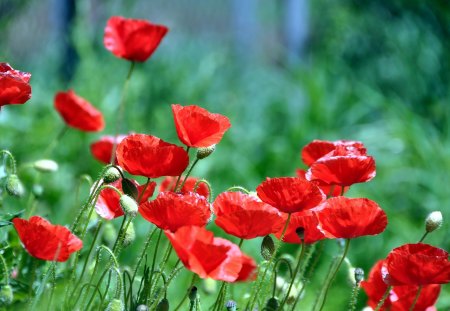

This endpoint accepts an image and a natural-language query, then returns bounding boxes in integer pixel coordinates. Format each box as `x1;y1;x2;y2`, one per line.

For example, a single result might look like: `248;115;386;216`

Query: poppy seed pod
196;145;216;159
0;285;13;305
202;278;217;295
188;286;197;302
265;297;279;311
354;267;365;284
155;298;169;311
105;298;124;311
5;174;24;197
261;235;275;260
119;195;138;217
103;167;121;184
33;159;58;173
425;211;443;233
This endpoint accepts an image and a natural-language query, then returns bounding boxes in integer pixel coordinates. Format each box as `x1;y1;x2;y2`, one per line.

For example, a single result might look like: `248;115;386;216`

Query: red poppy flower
12;216;82;262
165;226;256;282
90;135;127;164
54;90;104;132
274;210;325;244
361;260;441;311
159;176;210;198
95;178;156;220
172;104;231;147
383;243;450;286
314;197;387;239
139;192;211;232
104;16;168;62
0;63;31;108
256;177;325;214
296;169;347;197
213;192;284;239
306;155;376;187
116;134;189;178
301;140;366;166
236;253;257;281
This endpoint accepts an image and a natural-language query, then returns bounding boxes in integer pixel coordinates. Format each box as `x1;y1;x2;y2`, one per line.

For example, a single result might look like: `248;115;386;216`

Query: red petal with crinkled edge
391;284;440;311
116;134;189;178
383;243;450;286
361;260;391;310
296;169;348;197
172;104;231;147
256;177;325;214
0;63;32;107
159;176;210;198
95;178;156;220
139;192;211;232
235;253;257;282
104;16;168;62
274;210;326;244
165;226;253;282
306;155;376;187
90;135;128;164
54;90;104;132
315;197;387;239
301;140;366;166
213;192;284;239
12;216;82;262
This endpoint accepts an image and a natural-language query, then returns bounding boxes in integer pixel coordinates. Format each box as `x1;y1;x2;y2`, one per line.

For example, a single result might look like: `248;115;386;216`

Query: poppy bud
136;305;148;311
33;159;58;173
105;298;124;311
265;297;279;311
122;222;136;248
188;286;197;302
425;211;443;233
261;235;275;260
354;267;364;284
196;145;216;160
5;174;24;197
295;227;305;240
202;278;217;295
0;285;13;305
104;167;121;184
225;300;237;311
122;178;139;200
155;298;169;311
119;195;138;217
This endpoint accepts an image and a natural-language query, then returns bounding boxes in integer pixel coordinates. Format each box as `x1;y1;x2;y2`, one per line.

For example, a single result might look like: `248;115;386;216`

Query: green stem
47;263;56;310
348;282;361;311
174;147;191;191
408;286;422;311
278;243;306;310
174;274;197;311
374;286;392;311
226;186;250;194
147;229;163;293
247;213;292;311
110;61;135;164
178;158;198;191
0;254;9;285
418;232;428;243
212;282;227;311
43;126;68;157
313;239;351;311
130;226;158;285
193;179;213;202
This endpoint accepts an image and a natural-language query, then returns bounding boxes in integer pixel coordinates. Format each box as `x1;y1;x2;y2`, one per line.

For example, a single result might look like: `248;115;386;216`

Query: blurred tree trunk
283;0;309;64
52;0;78;84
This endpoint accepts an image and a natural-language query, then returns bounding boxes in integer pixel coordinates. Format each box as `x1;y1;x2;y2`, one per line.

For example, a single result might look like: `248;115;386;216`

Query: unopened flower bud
136;305;148;311
102;222;117;246
122;178;138;200
155;298;169;311
105;298;124;311
104;167;121;184
119;195;138;217
261;235;275;260
202;278;217;295
354;267;364;284
295;227;305;240
33;159;58;173
226;300;237;311
0;285;13;305
188;286;197;302
425;211;443;233
196;145;216;160
32;184;43;198
5;175;24;197
122;222;136;248
265;297;279;311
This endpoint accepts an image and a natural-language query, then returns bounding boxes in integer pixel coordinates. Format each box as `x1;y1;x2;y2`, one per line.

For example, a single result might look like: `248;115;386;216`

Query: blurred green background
1;0;449;309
